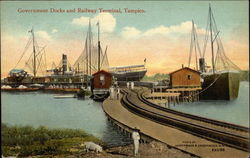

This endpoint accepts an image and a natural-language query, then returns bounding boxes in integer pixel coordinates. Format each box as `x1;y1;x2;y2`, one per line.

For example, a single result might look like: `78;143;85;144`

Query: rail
140;88;249;133
120;88;250;152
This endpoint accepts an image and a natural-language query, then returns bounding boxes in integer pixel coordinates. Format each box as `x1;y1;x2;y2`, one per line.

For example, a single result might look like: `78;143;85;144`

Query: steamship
2;28;86;88
188;5;240;100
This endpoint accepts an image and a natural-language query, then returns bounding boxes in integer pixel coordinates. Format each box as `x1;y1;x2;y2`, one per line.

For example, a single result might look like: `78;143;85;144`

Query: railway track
121;88;250;152
139;88;249;133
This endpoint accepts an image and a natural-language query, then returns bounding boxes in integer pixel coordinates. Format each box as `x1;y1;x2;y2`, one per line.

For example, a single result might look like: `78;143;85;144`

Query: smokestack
62;54;67;74
182;64;184;68
199;58;205;72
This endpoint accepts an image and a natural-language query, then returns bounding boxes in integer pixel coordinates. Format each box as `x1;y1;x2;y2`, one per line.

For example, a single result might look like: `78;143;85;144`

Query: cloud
120;21;206;40
168;21;193;34
121;27;141;39
52;29;58;33
36;30;51;40
72;16;89;26
72;13;116;33
143;25;169;36
144;21;205;36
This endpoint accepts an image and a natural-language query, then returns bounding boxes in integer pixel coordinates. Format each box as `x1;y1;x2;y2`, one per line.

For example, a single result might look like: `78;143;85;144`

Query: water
170;81;249;127
1;92;132;146
2;81;249;146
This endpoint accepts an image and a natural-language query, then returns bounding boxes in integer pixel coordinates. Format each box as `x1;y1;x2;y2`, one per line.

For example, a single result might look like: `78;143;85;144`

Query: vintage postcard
1;1;249;157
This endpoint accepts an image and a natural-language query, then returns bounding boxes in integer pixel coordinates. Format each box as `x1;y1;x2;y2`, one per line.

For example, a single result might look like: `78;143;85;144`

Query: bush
1;123;102;157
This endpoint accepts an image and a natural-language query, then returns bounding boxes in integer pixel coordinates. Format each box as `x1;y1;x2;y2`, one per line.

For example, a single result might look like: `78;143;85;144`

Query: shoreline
1;124;195;158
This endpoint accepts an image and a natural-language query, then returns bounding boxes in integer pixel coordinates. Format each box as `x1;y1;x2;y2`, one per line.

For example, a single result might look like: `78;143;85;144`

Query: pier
103;87;250;158
144;87;202;107
144;92;181;107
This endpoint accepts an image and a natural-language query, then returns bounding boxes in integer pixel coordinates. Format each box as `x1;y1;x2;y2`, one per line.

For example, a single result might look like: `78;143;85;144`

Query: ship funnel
62;54;67;74
199;58;205;72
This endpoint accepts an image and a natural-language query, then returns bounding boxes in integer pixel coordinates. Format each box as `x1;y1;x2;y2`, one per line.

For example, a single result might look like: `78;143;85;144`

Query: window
100;74;105;86
187;74;192;80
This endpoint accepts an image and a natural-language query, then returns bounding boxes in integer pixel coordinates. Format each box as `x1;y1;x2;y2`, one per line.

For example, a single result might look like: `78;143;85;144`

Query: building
169;67;201;88
91;70;112;101
92;70;112;89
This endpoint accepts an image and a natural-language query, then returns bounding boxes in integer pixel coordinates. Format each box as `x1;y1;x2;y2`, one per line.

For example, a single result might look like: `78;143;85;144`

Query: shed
92;70;112;89
169;67;201;88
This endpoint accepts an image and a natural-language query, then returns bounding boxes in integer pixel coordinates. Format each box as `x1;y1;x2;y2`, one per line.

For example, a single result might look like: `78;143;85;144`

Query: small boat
29;83;45;89
76;88;85;99
92;89;110;101
53;95;76;99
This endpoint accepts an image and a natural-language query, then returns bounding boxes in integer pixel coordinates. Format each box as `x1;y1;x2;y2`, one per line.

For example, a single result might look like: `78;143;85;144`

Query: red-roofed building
92;70;112;89
91;70;113;101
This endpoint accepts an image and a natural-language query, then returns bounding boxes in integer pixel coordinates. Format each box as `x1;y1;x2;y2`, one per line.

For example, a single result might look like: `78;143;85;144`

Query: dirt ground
68;141;197;158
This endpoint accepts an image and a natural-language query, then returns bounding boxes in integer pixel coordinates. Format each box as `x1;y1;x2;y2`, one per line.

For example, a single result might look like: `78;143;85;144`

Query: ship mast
193;21;199;71
97;21;100;71
85;37;88;75
89;19;92;75
209;4;215;74
188;20;202;71
30;28;36;77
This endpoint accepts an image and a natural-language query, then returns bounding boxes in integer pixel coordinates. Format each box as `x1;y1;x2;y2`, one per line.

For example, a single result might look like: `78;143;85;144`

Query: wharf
144;92;181;107
165;88;202;92
102;88;249;158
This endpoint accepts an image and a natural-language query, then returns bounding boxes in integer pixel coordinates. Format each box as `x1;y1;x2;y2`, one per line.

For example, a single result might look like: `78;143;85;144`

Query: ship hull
200;71;240;100
111;70;147;81
92;88;110;102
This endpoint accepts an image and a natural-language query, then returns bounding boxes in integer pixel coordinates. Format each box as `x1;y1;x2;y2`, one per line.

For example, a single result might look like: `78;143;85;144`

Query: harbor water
1;92;132;147
1;81;249;146
170;81;249;127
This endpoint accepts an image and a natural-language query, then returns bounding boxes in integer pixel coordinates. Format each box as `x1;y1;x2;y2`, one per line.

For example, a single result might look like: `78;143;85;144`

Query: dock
103;87;249;158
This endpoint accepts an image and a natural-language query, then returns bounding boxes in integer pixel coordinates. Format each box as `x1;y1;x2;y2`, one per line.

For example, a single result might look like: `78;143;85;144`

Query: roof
92;70;112;76
169;67;200;75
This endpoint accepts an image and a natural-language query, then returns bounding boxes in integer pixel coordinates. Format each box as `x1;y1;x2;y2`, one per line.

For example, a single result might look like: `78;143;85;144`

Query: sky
1;1;249;77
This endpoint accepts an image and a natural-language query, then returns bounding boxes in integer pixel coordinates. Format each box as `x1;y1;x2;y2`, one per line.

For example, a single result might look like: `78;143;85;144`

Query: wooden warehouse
92;70;112;89
169;67;201;88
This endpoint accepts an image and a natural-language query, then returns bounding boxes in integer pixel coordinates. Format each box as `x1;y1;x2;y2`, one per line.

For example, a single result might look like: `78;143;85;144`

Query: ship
73;20;111;101
2;28;87;89
200;70;240;100
109;63;147;81
188;5;240;100
2;28;48;87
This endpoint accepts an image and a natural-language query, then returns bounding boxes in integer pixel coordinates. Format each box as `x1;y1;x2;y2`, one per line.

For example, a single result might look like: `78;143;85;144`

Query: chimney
62;54;67;74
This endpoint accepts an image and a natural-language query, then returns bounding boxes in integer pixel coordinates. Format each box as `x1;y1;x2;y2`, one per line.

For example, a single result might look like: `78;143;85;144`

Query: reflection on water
170;81;249;127
1;92;132;146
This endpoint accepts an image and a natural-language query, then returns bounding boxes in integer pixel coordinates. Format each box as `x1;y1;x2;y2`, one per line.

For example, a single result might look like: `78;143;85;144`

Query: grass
1;123;103;157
